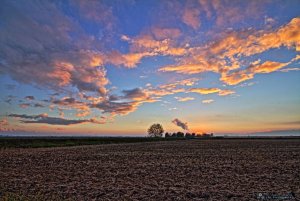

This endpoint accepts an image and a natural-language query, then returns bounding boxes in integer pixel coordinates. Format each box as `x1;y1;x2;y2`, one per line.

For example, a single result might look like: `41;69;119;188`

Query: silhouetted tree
165;132;171;138
176;132;185;138
147;123;164;137
185;133;192;138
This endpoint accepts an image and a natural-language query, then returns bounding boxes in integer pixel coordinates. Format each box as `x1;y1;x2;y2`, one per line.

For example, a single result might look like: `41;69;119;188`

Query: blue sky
0;0;299;135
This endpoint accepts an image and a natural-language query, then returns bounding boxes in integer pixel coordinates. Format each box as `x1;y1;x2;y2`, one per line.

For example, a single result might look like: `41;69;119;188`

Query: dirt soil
0;139;299;200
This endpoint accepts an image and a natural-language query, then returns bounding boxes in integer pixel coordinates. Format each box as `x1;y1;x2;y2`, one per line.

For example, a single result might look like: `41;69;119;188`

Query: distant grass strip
0;137;184;149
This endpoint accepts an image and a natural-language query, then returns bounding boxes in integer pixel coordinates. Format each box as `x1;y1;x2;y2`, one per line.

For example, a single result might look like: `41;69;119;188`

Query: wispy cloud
8;113;105;125
174;96;195;102
189;88;235;96
202;99;214;104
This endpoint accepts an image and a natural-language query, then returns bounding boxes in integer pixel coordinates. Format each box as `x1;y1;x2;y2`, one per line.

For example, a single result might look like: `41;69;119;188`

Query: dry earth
0;139;299;200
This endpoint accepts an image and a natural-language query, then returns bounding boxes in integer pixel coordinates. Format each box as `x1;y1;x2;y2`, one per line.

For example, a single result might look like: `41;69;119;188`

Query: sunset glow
0;0;299;135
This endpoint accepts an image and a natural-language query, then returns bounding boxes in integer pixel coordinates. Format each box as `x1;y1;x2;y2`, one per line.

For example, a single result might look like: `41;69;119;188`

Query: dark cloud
53;97;77;105
25;96;35;100
108;95;120;101
122;88;148;100
8;114;104;125
92;100;139;116
172;118;188;130
33;103;45;108
0;1;109;96
91;87;157;115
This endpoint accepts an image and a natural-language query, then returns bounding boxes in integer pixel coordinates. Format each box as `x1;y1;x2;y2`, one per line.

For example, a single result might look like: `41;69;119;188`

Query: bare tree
147;123;164;137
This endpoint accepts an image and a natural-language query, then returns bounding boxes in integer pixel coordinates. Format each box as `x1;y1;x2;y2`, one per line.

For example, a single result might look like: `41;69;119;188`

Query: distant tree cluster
147;123;213;138
165;132;213;138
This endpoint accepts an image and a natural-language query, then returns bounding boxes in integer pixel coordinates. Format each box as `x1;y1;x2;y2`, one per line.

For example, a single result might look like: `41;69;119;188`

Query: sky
0;0;300;136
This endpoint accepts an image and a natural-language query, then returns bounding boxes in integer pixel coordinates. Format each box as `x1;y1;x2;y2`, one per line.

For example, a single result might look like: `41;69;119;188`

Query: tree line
147;123;213;138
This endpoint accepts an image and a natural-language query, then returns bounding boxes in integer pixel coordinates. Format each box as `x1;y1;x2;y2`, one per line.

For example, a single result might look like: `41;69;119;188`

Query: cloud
0;118;13;132
250;61;289;74
122;88;149;101
105;51;155;68
202;99;214;104
73;0;115;27
221;61;289;85
25;96;35;100
0;118;8;126
158;17;300;85
174;96;195;102
8;113;105;125
52;97;91;117
182;8;201;29
19;103;31;109
91;101;141;116
218;89;235;96
189;88;235;96
280;67;300;73
151;27;181;40
145;78;198;98
33;103;45;108
117;34;187;68
159;64;208;74
5;95;16;105
189;0;266;31
172;118;188;130
0;1;110;96
90;88;158;116
1;1;298;125
189;88;221;94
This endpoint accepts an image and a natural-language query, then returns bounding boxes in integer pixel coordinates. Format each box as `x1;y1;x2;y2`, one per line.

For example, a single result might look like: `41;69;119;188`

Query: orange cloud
189;88;221;94
221;70;254;86
159;17;300;85
221;61;289;85
189;87;235;96
159;64;206;74
106;50;155;68
117;34;187;68
48;62;74;87
218;89;235;96
250;61;289;74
